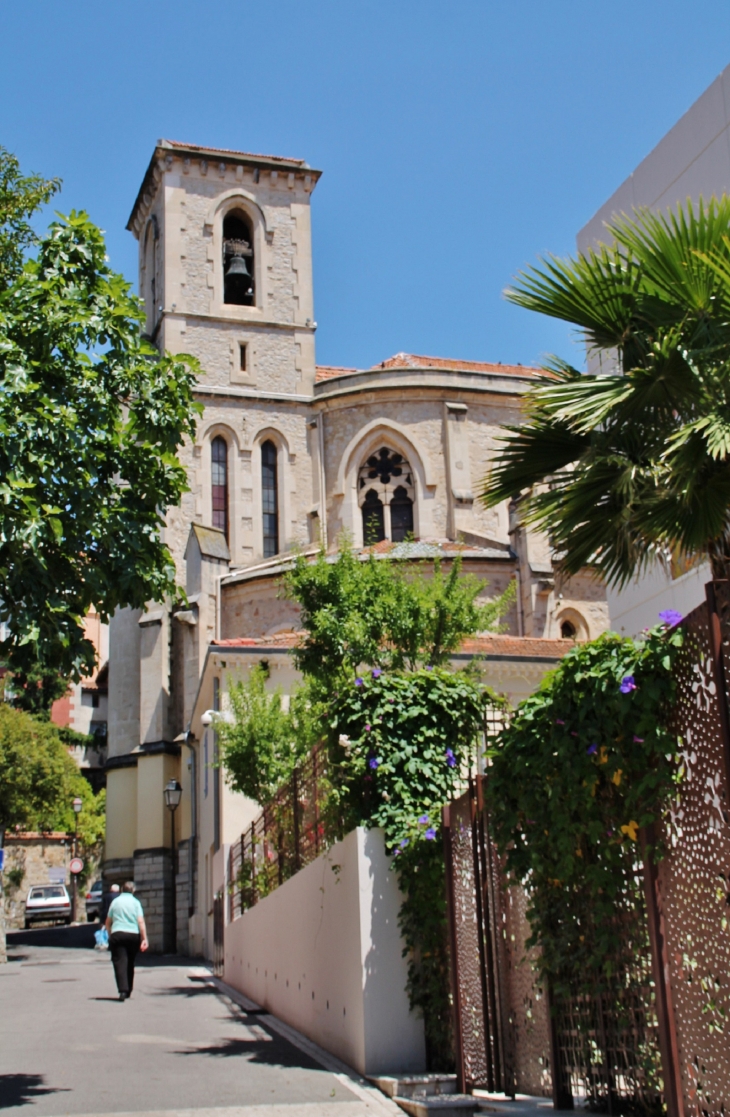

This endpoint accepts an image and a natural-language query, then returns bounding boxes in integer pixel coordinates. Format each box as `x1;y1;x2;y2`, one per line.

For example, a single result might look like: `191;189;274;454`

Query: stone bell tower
105;141;323;950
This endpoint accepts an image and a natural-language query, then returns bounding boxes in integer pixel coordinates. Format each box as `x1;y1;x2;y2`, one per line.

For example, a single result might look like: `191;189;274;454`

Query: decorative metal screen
659;592;730;1116
445;778;551;1095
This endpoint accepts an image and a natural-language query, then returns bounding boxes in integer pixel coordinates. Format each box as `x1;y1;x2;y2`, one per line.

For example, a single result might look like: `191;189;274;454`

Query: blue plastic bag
94;926;109;949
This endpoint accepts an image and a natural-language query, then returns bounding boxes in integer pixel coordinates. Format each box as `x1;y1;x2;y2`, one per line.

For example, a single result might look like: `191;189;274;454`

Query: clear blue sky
2;1;730;370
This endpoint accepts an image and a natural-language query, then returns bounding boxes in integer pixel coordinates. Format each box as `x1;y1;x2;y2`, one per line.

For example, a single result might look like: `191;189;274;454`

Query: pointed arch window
362;489;385;544
261;440;279;558
211;436;229;538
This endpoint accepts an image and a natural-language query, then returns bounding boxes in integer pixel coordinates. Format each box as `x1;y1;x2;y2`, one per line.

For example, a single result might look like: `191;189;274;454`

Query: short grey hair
122;881;136;894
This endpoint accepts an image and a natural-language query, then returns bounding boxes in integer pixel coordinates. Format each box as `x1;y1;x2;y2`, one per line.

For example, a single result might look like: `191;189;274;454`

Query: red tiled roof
212;633;570;659
315;353;541;383
315;365;358;381
213;633;301;648
460;635;571;658
373;352;540;375
163;140;308;166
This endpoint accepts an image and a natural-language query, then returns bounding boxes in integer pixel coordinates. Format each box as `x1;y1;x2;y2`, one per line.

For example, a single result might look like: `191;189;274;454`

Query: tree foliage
327;667;497;1066
482;196;730;584
218;667;322;804
285;544;515;680
0;704;105;847
0;147;59;286
0;149;200;680
486;624;683;996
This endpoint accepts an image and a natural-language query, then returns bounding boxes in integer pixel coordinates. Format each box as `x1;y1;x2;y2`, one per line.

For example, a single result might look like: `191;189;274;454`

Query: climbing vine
327;666;501;1069
486;621;684;997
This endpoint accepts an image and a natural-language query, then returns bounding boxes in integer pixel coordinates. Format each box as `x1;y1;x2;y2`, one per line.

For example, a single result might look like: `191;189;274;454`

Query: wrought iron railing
228;741;335;922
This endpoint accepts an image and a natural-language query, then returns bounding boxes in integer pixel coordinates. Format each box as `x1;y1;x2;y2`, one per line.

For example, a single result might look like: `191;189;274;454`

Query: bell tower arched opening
223;210;255;306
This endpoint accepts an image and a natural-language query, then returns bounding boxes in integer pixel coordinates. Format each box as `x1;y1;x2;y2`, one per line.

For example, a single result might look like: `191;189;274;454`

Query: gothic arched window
211;436;229;538
390;485;414;542
223;210;255;306
261;440;279;558
362;489;385;544
358;447;415;544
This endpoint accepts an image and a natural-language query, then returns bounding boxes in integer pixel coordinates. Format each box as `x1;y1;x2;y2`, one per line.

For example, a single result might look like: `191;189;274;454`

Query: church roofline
315;354;541;384
127;139;323;232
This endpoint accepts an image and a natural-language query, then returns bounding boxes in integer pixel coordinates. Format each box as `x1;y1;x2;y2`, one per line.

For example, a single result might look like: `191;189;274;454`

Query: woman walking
105;881;148;1001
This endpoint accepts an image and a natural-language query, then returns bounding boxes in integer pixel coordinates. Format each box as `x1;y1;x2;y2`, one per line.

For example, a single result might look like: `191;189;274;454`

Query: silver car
24;884;72;928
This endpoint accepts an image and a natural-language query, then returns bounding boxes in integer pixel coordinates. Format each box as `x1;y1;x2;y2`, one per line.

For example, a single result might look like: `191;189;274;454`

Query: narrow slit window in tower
211;436;229;539
262;440;279;558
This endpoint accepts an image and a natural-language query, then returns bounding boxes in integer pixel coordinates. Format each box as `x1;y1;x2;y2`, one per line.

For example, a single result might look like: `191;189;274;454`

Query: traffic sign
69;857;84;874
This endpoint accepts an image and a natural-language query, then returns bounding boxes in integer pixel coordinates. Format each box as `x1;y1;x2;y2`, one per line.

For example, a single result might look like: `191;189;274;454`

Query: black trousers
109;931;141;995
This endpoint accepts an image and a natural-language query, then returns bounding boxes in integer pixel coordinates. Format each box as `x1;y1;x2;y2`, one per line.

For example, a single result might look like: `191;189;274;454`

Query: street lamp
164;779;182;953
71;796;83;923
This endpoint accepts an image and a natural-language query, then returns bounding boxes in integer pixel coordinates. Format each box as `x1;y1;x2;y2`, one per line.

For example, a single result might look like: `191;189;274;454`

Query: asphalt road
0;925;388;1117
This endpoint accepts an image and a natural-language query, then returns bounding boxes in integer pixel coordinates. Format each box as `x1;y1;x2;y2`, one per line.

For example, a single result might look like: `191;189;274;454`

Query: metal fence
228;741;334;922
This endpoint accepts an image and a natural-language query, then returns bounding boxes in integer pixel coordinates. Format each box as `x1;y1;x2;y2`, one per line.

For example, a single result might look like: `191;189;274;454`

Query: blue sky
2;2;730;370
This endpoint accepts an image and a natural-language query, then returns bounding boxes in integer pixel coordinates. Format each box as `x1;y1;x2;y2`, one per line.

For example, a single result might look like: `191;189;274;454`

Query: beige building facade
105;140;608;953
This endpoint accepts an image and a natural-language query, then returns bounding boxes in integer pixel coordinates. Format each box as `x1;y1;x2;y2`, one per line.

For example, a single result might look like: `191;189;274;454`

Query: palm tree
481;197;730;585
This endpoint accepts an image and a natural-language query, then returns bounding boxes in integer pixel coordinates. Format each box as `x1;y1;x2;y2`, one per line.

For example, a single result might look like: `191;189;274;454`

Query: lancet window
261;440;279;558
358;448;415;544
211;436;229;539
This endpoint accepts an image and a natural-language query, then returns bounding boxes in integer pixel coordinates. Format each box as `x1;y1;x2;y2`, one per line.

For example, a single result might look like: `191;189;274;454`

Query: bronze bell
226;254;252;282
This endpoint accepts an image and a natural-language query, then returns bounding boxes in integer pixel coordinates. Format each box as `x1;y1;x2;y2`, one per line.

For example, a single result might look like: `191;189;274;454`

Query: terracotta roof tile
460;635;572;658
212;633;571;659
315;365;358;381
373;352;541;376
315;354;541;384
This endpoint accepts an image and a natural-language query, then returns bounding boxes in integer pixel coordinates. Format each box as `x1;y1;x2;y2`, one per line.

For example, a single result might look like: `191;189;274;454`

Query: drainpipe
184;732;197;917
317;413;328;550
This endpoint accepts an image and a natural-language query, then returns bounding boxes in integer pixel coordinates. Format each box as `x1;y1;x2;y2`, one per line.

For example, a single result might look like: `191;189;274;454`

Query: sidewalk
0;925;396;1117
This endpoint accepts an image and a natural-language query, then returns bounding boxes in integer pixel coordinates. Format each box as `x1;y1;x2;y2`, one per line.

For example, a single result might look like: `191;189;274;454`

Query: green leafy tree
4;658;69;717
0;703;105;958
217;667;322;804
482;196;730;585
0;147;60;285
286;543;515;681
0;148;200;680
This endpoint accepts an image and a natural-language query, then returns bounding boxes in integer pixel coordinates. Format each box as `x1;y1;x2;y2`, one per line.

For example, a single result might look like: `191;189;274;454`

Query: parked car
24;885;72;928
85;880;104;922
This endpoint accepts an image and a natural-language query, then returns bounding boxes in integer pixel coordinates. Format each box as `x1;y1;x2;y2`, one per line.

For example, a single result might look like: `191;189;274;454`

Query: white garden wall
224;826;427;1076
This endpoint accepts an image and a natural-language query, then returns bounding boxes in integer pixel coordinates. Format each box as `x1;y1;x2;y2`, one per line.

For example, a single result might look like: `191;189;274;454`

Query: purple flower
364;723;371;733
620;675;637;694
418;814;429;825
587;743;598;756
526;819;536;825
424;827;437;840
368;757;380;769
425;665;433;671
355;677;364;687
445;748;457;768
555;719;565;726
570;731;579;738
399;839;409;849
659;609;683;627
372;667;382;678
